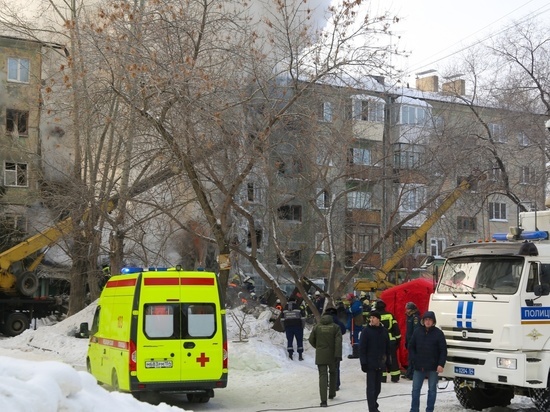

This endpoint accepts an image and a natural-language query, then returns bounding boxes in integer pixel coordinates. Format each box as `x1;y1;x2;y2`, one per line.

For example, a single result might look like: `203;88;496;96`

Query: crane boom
378;177;471;276
354;177;474;293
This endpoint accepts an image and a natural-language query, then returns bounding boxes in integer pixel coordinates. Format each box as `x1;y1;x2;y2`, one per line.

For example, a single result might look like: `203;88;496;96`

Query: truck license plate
455;366;474;375
145;360;173;368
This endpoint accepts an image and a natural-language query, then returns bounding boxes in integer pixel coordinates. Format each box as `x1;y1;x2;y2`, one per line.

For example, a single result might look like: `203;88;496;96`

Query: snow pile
0;355;186;412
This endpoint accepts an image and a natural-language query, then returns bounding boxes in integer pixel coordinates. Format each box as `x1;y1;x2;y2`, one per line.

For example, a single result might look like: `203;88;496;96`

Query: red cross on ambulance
196;352;210;367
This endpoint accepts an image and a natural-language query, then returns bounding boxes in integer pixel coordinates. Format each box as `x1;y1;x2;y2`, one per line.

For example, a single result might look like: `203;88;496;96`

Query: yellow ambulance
84;267;228;403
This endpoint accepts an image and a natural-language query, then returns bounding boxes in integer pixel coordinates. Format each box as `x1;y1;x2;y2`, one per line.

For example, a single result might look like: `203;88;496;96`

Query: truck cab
430;212;550;411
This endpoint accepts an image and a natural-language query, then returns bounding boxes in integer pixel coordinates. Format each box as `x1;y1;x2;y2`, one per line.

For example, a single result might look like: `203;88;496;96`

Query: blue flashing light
121;267;143;274
197;266;205;271
492;231;549;241
522;231;548;240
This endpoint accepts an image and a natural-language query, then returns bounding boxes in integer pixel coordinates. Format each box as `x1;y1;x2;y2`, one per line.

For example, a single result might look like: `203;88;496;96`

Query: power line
403;1;550;77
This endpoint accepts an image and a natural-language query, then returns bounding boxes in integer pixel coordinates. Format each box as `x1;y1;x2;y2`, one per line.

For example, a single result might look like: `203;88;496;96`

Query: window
7;57;30;83
489;202;507;221
4;162;28;187
457;175;477;191
349;148;371;165
316;189;330;209
394;144;422;169
6;109;29;136
520;166;536;185
351;98;384;122
320;102;332;122
457;216;477;232
187;304;216;337
247;183;255;202
142;303;216;340
400;105;426;125
316;148;333;166
247;228;263;249
433;116;444;131
429;238;446;256
350;225;379;253
276;249;302;266
277;205;302;222
246;182;263;202
276;157;302;177
347;191;371;209
518;132;530;147
489;163;502;182
400;184;426;212
488;123;506;143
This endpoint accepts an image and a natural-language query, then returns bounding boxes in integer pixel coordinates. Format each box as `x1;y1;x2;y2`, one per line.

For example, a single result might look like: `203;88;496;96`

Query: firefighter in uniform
281;296;307;360
374;300;402;382
360;291;371;325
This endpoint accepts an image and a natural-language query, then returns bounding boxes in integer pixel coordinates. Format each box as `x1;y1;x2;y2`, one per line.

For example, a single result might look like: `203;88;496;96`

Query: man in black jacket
408;311;447;412
358;311;391;412
404;301;421;379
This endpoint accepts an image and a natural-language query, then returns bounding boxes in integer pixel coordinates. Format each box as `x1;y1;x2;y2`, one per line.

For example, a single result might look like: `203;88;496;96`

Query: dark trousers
406;355;414;379
285;325;304;355
335;360;341;389
383;341;400;381
317;363;337;403
366;368;383;412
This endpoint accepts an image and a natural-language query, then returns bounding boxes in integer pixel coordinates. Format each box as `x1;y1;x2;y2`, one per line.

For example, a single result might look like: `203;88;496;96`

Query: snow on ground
0;303;540;411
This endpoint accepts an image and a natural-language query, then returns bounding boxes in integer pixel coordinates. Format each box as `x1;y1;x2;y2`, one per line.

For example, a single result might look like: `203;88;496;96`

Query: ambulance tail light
129;340;137;372
223;340;228;369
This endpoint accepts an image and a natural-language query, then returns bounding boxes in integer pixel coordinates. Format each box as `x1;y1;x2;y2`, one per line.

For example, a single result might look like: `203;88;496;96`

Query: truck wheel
454;378;513;410
533;387;550;411
3;312;30;337
17;272;39;296
86;358;92;374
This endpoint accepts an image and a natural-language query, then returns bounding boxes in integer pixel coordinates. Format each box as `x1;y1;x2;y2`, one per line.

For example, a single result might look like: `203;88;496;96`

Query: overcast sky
366;0;550;83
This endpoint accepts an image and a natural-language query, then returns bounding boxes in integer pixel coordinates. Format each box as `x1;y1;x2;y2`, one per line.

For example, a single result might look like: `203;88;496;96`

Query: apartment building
0;35;71;259
237;74;546;293
0;36;43;248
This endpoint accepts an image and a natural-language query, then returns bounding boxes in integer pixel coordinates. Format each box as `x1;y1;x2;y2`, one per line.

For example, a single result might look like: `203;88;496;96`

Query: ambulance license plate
145;360;173;369
455;366;474;375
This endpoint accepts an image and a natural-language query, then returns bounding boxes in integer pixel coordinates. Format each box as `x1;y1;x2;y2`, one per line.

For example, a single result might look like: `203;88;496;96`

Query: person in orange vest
275;299;283;311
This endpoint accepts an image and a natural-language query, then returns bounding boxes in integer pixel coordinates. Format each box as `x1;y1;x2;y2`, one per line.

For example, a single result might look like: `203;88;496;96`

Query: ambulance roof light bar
121;267;169;274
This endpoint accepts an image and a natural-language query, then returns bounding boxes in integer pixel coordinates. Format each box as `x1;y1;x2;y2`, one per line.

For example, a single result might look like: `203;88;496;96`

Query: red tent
380;278;435;370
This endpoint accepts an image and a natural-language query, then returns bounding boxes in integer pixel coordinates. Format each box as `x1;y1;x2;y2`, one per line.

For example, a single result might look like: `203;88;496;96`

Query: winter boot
347;344;359;359
288;352;293;360
298;353;304;361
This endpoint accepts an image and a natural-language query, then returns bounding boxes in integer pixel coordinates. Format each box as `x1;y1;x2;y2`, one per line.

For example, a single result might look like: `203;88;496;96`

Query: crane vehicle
0;166;180;336
354;177;473;295
428;206;550;411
